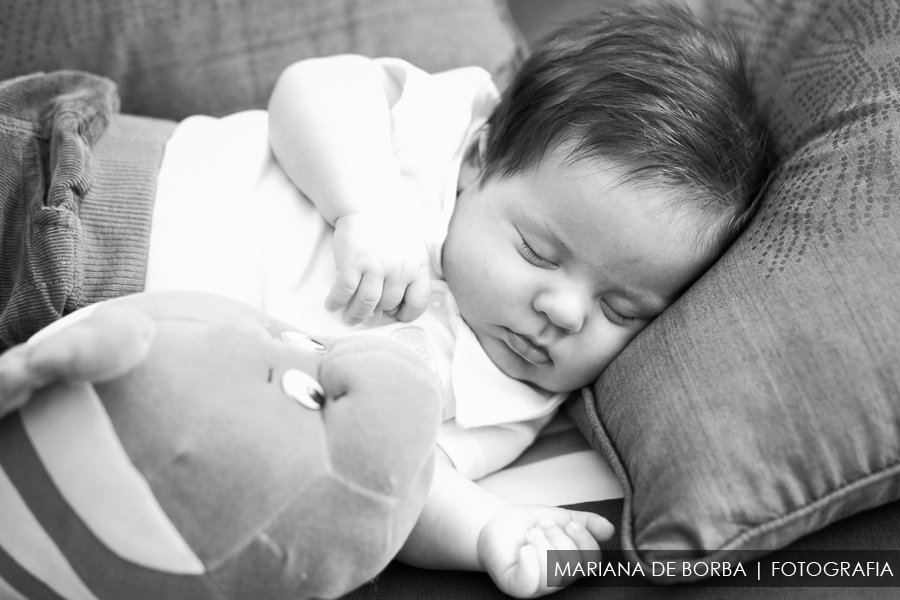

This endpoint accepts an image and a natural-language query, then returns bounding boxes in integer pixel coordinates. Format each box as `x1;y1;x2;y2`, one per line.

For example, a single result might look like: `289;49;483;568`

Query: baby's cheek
569;357;609;390
572;326;636;383
443;249;487;323
607;324;644;359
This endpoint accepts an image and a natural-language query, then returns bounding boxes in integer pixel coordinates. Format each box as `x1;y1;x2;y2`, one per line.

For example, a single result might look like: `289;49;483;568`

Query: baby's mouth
505;329;551;365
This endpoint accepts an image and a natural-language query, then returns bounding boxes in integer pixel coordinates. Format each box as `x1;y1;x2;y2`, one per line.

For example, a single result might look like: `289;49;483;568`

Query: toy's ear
0;304;155;418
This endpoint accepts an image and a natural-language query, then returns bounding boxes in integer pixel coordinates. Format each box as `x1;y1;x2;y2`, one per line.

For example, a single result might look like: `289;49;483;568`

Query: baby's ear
475;125;488;163
458;127;488;191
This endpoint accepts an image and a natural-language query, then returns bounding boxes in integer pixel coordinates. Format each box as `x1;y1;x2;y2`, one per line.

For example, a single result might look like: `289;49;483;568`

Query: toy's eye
281;331;326;352
281;369;325;410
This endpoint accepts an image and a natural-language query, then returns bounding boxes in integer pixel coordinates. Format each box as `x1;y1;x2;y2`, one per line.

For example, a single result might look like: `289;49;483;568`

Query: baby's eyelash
600;299;637;327
519;239;556;269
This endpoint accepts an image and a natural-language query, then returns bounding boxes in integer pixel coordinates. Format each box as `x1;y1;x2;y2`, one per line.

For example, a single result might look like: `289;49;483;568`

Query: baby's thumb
581;513;615;541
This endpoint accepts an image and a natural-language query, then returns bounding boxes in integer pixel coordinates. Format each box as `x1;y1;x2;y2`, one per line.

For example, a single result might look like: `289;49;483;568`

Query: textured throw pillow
0;0;524;120
569;0;900;579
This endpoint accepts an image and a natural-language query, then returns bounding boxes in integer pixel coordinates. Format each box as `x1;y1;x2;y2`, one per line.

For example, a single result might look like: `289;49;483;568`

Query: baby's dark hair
479;3;775;255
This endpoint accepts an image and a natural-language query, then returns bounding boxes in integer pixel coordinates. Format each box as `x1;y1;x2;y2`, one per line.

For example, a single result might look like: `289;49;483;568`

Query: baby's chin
519;372;587;395
465;319;594;394
516;371;586;396
483;340;582;395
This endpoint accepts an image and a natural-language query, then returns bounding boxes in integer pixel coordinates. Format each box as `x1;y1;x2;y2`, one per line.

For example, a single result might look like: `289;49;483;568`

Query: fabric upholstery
0;0;525;121
0;71;175;352
569;0;900;578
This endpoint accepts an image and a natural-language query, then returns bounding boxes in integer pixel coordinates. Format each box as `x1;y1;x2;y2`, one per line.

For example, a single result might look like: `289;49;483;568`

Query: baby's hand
478;505;614;598
328;212;431;325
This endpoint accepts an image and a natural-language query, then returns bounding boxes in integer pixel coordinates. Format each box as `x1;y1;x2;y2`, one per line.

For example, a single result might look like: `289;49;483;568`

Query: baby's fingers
535;521;605;594
378;277;407;315
395;276;431;322
500;532;546;598
562;520;605;575
343;272;384;325
569;512;615;543
325;266;363;313
495;543;542;599
538;518;581;551
563;520;602;555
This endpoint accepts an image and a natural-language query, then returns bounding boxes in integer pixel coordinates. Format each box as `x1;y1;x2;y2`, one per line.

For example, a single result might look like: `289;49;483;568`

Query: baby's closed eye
599;298;638;327
517;236;556;269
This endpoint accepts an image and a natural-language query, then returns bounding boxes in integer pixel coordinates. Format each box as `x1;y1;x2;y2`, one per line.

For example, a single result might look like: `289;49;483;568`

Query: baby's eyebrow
538;216;572;255
627;291;670;318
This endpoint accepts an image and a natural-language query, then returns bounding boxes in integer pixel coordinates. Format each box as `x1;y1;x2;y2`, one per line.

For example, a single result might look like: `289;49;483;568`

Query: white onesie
144;58;566;480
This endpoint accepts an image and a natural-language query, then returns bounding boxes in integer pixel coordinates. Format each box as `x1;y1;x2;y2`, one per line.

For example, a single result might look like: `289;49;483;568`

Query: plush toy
0;290;441;600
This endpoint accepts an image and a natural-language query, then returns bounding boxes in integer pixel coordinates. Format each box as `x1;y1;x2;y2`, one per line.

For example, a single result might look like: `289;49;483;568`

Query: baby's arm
268;55;431;324
397;456;614;598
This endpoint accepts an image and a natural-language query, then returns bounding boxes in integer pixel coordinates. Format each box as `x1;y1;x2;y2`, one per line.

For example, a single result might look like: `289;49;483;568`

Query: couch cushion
569;0;900;580
0;71;176;351
0;0;524;120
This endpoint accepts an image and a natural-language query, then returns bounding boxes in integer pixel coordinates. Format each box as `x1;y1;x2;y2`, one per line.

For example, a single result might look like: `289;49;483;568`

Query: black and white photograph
0;0;898;598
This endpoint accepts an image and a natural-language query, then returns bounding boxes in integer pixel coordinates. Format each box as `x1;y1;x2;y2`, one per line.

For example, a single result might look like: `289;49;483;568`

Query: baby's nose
534;289;586;334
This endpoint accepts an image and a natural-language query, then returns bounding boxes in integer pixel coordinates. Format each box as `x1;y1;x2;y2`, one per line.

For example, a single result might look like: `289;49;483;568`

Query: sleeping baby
141;4;773;597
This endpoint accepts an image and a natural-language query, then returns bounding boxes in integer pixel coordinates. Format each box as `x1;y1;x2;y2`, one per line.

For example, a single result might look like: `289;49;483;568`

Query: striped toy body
0;291;441;600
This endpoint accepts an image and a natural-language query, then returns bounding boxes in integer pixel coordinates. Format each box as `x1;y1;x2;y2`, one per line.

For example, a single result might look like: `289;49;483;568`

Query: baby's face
443;150;711;393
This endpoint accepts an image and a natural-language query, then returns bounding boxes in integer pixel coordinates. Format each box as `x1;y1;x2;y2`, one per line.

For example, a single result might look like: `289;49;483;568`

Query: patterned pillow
0;0;524;120
570;0;900;579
